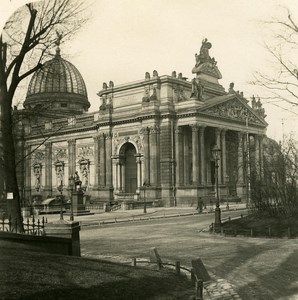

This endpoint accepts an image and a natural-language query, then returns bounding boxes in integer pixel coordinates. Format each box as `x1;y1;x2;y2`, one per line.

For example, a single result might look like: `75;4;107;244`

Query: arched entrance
120;143;137;193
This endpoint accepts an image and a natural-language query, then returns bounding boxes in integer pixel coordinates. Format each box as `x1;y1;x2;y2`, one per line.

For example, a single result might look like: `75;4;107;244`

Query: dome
24;52;90;114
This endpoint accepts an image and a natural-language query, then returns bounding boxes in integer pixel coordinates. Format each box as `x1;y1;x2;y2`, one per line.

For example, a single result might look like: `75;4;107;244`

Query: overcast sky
1;0;298;141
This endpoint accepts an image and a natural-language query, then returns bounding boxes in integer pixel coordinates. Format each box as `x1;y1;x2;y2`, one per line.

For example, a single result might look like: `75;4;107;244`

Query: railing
130;258;203;299
210;213;295;238
110;204;122;211
0;215;47;236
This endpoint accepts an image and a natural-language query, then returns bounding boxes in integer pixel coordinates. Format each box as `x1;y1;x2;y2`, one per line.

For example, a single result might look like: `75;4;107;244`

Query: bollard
250;228;254;237
288;227;291;239
131;258;136;267
221;227;224;235
268;226;272;238
195;279;203;300
175;261;180;276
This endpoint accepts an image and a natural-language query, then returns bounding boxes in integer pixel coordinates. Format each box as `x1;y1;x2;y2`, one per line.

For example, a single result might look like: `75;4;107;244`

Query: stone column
175;126;184;185
221;129;227;184
143;127;150;184
237;132;244;184
199;126;206;185
141;157;145;186
215;128;222;184
105;133;112;187
93;135;100;188
191;124;199;185
136;155;142;190
183;130;189;185
112;158;118;191
99;133;106;187
44;142;52;195
149;125;158;185
68;139;76;177
120;160;125;191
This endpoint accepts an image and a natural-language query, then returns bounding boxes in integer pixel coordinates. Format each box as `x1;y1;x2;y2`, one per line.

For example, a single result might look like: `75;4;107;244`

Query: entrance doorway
120;143;137;193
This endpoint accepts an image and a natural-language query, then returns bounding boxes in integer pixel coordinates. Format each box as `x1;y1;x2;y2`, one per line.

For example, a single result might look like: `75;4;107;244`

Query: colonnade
174;124;264;188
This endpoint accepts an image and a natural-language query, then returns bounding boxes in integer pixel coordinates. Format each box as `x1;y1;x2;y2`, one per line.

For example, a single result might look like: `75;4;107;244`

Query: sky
1;0;298;142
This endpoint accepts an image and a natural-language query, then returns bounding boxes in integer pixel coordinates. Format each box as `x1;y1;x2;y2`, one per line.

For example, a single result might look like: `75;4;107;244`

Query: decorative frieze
203;99;262;124
53;148;68;159
77;145;94;158
32;150;45;162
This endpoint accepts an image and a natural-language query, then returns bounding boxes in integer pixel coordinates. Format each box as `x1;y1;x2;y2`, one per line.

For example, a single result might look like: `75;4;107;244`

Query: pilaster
105;133;112;187
99;133;106;187
175;126;184;185
93;135;100;188
67;139;76;178
149;125;158;186
143;127;150;184
183;130;190;185
45;142;52;195
237;132;244;184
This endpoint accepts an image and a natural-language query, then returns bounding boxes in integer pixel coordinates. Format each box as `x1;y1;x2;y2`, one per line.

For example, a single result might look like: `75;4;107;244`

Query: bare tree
251;7;298;111
0;0;88;231
250;136;298;217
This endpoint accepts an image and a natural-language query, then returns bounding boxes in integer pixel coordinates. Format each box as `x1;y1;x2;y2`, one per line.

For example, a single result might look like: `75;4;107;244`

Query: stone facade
16;39;267;207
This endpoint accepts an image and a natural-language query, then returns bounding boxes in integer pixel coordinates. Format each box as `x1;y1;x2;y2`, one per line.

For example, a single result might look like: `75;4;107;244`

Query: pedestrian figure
196;197;203;213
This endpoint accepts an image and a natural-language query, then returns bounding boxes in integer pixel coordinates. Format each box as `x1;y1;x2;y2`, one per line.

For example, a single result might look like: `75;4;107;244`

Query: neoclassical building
16;38;267;207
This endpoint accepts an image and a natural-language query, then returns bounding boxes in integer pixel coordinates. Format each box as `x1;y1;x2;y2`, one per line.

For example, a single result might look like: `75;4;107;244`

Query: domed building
15;38;268;212
24;46;90;116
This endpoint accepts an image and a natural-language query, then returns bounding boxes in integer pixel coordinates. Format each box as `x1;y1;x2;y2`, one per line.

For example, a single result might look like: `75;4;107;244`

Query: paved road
79;209;298;300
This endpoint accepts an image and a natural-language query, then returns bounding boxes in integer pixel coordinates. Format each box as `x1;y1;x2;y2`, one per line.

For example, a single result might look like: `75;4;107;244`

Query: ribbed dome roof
24;52;90;114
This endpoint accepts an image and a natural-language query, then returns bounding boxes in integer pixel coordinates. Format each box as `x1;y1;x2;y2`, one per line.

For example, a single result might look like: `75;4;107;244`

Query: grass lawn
222;213;298;237
0;247;193;300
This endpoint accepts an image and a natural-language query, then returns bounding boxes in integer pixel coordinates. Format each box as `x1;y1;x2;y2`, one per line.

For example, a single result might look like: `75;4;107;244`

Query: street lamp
68;175;74;221
211;144;221;232
57;184;64;220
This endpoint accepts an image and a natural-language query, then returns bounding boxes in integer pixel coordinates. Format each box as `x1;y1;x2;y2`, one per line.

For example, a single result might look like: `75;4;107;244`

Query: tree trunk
0;84;23;232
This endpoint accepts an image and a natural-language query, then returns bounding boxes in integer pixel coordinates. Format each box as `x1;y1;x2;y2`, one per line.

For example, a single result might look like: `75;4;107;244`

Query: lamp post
58;184;64;220
68;175;74;221
211;144;221;232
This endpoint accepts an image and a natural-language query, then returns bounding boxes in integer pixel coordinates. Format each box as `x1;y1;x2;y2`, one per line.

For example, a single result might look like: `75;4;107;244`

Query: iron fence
0;215;47;236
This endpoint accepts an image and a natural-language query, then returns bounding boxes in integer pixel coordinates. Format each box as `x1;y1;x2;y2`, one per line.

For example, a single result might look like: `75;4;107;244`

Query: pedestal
69;191;93;216
44;220;81;256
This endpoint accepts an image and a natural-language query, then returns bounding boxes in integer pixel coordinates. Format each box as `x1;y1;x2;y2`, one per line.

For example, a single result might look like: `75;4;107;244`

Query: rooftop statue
192;38;222;79
195;38;212;67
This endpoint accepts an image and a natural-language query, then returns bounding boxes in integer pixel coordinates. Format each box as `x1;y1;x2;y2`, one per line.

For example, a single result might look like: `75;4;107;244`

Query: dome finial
55;30;63;57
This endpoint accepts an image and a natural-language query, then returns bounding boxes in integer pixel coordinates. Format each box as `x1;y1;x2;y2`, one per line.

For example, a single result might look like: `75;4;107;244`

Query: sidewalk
38;202;247;227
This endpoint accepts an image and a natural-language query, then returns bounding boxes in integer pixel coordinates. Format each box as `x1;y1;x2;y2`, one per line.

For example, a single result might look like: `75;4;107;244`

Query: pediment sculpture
202;99;264;124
